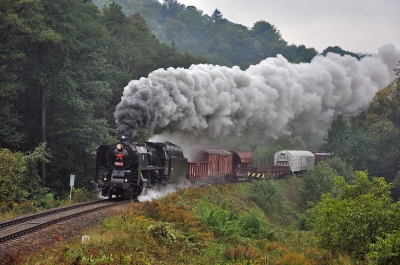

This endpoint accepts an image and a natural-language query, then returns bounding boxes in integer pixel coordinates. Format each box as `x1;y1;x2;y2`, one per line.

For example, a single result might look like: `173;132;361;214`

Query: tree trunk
41;85;46;186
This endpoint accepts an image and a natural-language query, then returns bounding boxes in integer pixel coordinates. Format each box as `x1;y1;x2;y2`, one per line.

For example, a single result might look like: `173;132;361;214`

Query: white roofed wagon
274;150;315;173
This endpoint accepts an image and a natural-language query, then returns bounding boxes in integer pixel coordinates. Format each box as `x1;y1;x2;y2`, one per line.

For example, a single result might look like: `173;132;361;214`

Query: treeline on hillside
93;0;319;67
0;0;205;200
321;77;400;197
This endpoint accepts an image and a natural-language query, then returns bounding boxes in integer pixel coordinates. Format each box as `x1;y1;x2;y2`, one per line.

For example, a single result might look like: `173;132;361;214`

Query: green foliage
0;0;39;149
0;149;25;204
147;223;180;244
198;202;240;239
355;81;400;182
298;162;338;210
21;182;341;264
71;187;100;203
324;156;355;183
320;114;350;153
0;144;98;218
321;115;380;175
253;146;280;166
93;0;318;68
0;0;207;197
395;62;400;83
320;80;400;185
196;185;274;243
369;230;400;264
307;171;400;260
239;209;271;240
247;179;282;213
21;143;51;200
34;192;61;210
322;46;361;60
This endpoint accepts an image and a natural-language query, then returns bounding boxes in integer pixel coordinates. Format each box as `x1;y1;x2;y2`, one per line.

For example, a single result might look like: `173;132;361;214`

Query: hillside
92;0;319;68
17;179;331;264
4;161;400;264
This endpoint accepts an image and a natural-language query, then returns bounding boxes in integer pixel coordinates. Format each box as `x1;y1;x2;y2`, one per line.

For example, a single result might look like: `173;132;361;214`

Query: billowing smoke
137;181;192;202
115;44;400;145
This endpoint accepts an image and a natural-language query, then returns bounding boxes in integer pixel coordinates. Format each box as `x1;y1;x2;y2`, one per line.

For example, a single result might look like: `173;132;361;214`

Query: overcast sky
171;0;400;54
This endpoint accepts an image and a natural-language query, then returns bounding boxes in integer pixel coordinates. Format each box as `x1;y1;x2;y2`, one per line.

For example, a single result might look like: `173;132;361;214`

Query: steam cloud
115;44;400;142
137;181;192;202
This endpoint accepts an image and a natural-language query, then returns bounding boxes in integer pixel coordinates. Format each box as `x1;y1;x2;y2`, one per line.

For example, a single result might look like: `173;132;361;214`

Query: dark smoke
115;44;400;142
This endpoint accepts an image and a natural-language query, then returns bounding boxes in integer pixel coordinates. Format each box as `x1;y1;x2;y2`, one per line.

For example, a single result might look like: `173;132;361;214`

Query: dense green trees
307;171;400;262
13;0;114;190
92;0;318;68
0;144;49;206
0;0;45;149
298;162;337;210
322;46;361;59
0;0;204;198
321;79;400;187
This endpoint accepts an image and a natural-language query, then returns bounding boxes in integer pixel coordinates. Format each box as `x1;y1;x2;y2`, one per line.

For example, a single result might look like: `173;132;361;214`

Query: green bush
198;200;273;242
368;230;400;264
239;209;273;240
71;187;99;203
0;149;25;204
247;178;282;213
298;162;337;210
198;203;239;239
307;171;400;260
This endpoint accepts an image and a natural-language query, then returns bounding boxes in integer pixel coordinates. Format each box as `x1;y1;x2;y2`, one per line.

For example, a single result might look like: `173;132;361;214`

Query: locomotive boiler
95;141;188;199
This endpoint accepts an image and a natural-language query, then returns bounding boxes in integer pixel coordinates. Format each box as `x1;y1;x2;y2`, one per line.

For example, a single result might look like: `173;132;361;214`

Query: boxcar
229;150;253;177
187;149;233;181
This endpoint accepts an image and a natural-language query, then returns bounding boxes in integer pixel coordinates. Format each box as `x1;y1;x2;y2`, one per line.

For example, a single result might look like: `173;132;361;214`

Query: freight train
95;140;330;199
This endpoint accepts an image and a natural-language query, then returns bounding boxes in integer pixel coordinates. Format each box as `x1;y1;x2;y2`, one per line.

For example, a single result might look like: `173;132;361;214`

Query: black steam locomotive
95;141;188;199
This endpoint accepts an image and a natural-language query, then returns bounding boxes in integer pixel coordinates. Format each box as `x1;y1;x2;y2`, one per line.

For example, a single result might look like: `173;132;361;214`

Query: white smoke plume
137;181;192;202
115;44;400;145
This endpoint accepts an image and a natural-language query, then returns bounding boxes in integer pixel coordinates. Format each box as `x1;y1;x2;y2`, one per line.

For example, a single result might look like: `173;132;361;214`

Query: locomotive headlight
124;178;128;183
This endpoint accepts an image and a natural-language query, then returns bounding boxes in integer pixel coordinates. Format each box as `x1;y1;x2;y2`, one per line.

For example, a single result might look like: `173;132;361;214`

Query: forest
1;0;399;204
0;0;330;200
1;0;400;263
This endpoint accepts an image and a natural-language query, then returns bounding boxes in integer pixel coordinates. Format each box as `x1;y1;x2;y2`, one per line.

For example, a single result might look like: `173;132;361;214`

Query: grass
19;179;352;264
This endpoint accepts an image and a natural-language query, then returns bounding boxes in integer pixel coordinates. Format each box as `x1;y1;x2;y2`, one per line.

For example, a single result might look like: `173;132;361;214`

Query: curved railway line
0;199;130;244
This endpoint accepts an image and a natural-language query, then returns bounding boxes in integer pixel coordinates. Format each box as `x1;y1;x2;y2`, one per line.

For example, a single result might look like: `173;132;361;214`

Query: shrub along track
0;199;133;264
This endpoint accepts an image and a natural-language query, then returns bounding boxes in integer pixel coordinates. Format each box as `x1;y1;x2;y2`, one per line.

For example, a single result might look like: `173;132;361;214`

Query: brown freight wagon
229;150;253;178
187;149;233;181
312;152;331;166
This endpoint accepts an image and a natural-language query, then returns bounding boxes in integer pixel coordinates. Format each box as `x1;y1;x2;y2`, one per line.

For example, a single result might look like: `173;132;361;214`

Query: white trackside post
70;175;75;203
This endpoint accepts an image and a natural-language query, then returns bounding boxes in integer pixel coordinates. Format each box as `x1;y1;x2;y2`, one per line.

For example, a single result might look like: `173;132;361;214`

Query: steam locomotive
95;141;188;199
95;140;330;199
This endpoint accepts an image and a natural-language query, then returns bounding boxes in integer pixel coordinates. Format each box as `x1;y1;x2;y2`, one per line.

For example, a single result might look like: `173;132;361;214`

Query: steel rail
0;200;129;244
0;200;109;230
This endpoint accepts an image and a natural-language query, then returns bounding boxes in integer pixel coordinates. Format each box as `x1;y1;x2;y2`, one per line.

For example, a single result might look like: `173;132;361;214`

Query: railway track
0;199;130;244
